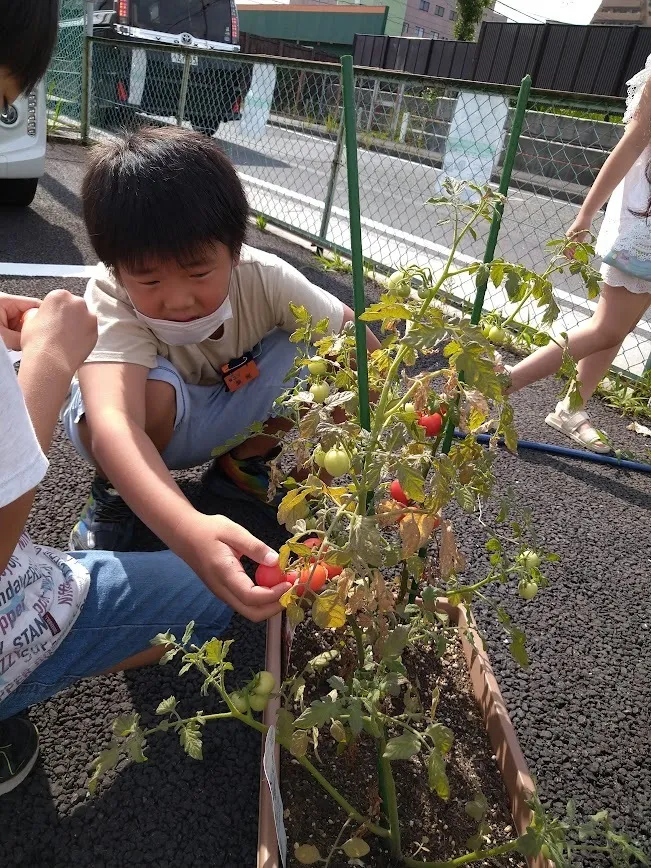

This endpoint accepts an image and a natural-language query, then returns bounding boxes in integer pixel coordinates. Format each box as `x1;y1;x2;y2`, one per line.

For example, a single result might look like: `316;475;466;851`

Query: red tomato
390;479;410;507
295;564;328;596
325;563;343;579
255;563;286;588
418;413;444;437
303;537;322;549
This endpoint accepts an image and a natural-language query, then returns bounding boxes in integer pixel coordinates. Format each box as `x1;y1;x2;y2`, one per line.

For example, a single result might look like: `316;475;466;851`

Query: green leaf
382;624;410;660
181;621;195;645
426;722;454;754
156;696;178;716
125;731;147;764
509;629;530;668
307;649;340;671
397;462;425;502
113;713;140;737
347;698;364;737
383;730;421;760
342;838;371;858
276;708;295;743
504;270;521;301
204;637;233;666
465;792;488;821
88;742;120;795
290;730;309;757
150;630;176;646
359;302;413;322
427;748;450;799
179;722;203;760
294;700;337;729
294;843;321;864
159;647;180;665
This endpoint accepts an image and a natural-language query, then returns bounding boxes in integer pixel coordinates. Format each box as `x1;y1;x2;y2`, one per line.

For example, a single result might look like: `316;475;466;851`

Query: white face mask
132;295;233;346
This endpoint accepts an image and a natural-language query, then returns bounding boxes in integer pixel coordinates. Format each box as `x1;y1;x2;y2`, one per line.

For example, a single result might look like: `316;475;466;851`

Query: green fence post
440;74;532;456
341;55;371;432
471;74;532;326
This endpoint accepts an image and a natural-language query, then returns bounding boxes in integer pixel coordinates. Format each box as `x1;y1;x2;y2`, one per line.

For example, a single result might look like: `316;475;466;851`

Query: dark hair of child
82;126;250;273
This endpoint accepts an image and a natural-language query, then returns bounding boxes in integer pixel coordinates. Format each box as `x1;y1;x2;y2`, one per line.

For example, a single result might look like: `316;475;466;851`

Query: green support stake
341;55;371;432
471;74;532;326
441;74;532;455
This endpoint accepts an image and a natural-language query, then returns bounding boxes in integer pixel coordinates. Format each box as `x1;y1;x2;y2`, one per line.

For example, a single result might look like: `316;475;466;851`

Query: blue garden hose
458;431;651;475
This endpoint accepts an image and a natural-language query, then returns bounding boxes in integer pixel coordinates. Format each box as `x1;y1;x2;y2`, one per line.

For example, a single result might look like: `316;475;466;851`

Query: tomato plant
92;182;638;868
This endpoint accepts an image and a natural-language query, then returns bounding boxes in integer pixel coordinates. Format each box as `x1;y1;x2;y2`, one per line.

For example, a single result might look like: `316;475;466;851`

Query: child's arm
0;291;97;572
569;78;651;238
78;362;290;621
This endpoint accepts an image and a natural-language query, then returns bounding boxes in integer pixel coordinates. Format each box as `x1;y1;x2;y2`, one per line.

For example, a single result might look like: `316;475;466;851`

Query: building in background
285;0;407;35
237;3;390;55
591;1;651;25
401;0;505;41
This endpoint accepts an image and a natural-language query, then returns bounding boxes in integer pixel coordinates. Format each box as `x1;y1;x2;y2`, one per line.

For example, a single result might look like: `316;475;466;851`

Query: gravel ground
1;145;650;864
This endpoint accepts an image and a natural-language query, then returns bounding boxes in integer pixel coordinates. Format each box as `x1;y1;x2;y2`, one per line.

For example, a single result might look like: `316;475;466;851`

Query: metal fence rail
48;30;649;379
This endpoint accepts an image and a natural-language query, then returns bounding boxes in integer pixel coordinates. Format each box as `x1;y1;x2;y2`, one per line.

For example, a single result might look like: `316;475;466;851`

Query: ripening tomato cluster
255;537;343;596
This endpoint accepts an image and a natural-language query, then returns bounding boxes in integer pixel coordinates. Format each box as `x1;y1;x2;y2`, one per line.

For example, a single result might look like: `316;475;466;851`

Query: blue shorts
62;328;300;470
0;549;232;721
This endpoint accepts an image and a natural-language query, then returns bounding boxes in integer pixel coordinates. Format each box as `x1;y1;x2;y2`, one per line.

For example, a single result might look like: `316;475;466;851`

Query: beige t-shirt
83;245;345;386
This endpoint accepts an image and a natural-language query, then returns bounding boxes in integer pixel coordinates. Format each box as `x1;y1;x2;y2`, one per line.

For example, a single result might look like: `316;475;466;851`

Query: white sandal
545;403;612;454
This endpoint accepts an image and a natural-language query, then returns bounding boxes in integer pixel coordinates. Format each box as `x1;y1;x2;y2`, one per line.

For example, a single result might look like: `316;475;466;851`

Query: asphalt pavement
0;143;649;866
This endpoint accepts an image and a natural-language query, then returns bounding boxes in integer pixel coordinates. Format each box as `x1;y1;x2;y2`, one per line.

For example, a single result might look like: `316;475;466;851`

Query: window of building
435;5;444;15
402;20;409;33
431;30;439;37
415;25;425;35
449;9;457;19
419;0;430;10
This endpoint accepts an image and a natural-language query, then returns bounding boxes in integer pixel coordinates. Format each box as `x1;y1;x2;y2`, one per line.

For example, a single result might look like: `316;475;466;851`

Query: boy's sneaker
202;451;284;509
69;476;138;551
0;717;39;796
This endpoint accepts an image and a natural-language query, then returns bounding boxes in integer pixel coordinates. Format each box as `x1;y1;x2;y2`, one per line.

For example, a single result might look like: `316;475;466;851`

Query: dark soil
280;622;526;868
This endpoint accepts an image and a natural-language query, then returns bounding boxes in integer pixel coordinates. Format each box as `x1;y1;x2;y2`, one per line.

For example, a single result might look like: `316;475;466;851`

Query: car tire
0;178;39;207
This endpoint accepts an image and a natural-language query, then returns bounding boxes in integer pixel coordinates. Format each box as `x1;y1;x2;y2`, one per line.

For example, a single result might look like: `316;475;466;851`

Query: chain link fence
46;0;86;133
61;36;647;378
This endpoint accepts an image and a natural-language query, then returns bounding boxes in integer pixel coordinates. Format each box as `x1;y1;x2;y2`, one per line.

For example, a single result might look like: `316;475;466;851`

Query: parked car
0;82;46;207
92;0;250;136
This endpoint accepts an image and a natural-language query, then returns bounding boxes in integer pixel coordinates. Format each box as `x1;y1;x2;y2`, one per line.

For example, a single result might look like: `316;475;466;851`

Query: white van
0;80;47;208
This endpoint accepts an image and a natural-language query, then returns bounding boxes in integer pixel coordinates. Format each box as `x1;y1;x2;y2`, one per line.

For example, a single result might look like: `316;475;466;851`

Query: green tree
454;0;491;41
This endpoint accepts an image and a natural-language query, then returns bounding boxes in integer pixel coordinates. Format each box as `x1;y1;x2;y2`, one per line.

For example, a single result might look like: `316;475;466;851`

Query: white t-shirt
0;343;89;705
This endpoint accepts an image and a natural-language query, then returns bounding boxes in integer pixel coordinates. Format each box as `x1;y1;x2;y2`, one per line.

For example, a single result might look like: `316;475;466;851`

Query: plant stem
403;838;520;868
294;752;391;839
378;741;402;860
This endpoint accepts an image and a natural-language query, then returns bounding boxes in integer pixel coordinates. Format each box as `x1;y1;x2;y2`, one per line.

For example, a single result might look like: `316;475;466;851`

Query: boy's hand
0;292;41;350
177;513;292;622
20;290;98;376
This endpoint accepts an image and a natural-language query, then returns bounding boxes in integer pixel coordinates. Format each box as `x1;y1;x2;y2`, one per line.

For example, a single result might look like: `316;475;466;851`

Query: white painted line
0;263;97;278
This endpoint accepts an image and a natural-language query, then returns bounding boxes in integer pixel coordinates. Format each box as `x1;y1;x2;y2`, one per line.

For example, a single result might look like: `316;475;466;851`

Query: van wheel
0;178;39;207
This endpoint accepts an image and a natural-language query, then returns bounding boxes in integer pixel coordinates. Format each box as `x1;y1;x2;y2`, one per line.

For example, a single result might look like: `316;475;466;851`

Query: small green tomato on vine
309;381;330;403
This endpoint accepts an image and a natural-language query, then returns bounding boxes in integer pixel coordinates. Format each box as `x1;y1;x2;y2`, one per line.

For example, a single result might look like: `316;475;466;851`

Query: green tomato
417;285;429;300
309;382;330;403
488;325;506;343
518;579;538;601
387;270;411;298
252;670;276;696
229;691;249;714
481;323;492;338
249;692;269;712
540;844;551;860
519;550;541;569
323;448;352;476
403;402;416;415
307;358;328;377
313;445;327;468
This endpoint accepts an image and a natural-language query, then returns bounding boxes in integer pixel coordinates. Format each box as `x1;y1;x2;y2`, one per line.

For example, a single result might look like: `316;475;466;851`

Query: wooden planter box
257;605;547;868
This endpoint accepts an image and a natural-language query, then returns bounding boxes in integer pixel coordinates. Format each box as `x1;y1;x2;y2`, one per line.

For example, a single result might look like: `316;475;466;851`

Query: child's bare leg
572;343;622;407
508;284;650;393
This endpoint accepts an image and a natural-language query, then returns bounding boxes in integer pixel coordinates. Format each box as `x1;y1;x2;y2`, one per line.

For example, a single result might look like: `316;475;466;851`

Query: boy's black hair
82;126;249;272
1;0;60;95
